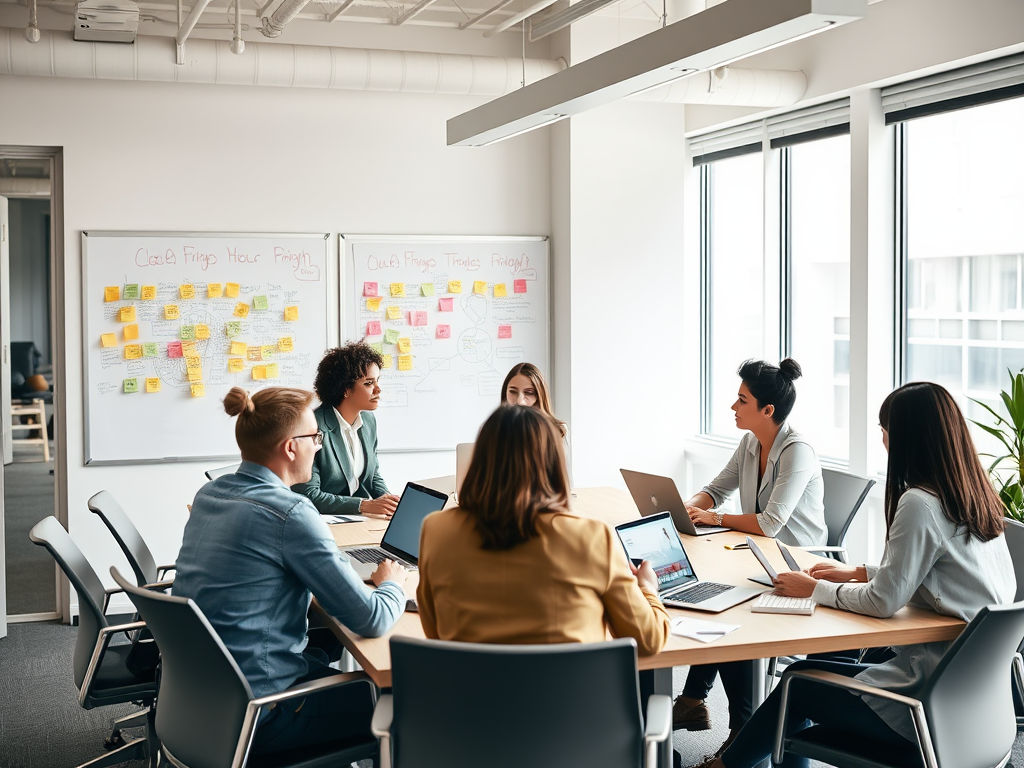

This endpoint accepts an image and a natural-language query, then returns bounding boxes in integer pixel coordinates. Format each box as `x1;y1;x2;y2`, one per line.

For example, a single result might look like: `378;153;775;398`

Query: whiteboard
82;232;330;464
343;235;550;452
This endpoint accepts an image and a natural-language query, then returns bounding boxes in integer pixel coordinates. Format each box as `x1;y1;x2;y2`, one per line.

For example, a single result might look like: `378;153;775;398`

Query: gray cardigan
813;488;1016;741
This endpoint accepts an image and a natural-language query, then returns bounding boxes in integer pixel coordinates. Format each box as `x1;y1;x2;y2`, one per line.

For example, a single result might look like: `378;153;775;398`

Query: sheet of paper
324;514;364;524
670;617;741;644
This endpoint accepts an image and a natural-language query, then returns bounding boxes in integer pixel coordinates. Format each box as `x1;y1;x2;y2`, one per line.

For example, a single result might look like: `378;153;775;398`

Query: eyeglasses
290;430;324;446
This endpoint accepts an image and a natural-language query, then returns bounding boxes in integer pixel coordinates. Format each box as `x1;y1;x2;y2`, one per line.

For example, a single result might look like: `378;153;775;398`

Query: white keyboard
751;592;816;615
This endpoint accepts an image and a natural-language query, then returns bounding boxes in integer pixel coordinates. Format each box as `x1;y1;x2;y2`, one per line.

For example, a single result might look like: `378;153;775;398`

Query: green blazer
292;404;389;515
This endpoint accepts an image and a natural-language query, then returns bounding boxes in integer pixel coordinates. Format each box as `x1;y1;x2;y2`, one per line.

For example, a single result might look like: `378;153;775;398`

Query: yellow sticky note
284;305;299;321
230;341;248;356
398;355;413;371
100;333;117;348
397;337;412;354
493;283;508;297
185;355;202;371
140;285;157;300
228;358;245;372
260;345;276;360
164;304;180;320
386;305;401;320
123;324;139;341
187;368;203;382
207;283;223;298
252;365;267;380
278;337;294;353
265;363;280;379
195;324;210;339
181;341;198;356
390;283;406;297
247;347;263;362
145;378;161;393
366;297;383;312
190;383;206;398
233;302;250;318
225;283;240;298
119;306;137;322
473;281;487;295
124;344;143;360
381;354;393;369
104;286;120;302
180;284;196;299
448;280;462;294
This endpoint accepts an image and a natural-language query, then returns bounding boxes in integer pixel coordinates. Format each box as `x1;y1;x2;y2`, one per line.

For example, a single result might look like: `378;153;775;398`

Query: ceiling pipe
261;0;312;37
26;0;40;42
0;178;51;197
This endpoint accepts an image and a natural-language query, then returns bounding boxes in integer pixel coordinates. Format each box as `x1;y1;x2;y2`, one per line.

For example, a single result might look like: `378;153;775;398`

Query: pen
696;630;728;635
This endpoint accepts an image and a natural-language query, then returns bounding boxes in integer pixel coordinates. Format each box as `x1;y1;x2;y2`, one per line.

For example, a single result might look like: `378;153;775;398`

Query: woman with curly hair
292;342;401;518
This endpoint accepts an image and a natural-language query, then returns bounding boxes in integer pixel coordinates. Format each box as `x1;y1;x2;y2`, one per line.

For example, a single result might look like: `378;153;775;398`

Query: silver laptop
615;512;763;613
340;482;449;581
748;538;802;587
455;442;474;503
620;469;728;536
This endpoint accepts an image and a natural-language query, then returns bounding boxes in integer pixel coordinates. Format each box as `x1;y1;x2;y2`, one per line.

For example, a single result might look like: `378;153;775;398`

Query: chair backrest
821;468;875;548
1002;520;1024;602
920;601;1024;768
110;567;254;768
28;516;110;691
205;463;241;481
389;636;644;768
88;490;158;586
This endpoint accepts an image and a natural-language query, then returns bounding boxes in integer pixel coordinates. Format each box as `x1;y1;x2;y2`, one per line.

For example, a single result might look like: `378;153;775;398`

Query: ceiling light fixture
448;0;866;147
468;113;567;147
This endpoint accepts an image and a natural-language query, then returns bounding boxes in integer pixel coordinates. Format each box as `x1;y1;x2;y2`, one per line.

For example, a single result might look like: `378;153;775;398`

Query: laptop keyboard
665;582;733;604
347;547;416;569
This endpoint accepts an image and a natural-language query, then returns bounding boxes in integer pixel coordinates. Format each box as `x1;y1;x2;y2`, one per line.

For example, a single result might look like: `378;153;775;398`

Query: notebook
745;537;816;615
614;513;763;613
340;482;449;581
620;469;729;536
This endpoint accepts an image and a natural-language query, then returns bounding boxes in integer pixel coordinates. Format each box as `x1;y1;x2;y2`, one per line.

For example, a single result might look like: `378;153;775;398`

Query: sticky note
145;378;161;393
438;297;454;312
514;279;528;293
167;342;183;359
370;342;383;353
100;333;117;348
363;282;379;297
437;325;451;339
195;324;210;340
104;286;121;302
421;283;435;297
181;341;198;356
190;383;205;398
142;343;158;358
123;378;138;393
207;283;223;298
266;363;280;379
187;368;203;382
225;321;242;338
185;355;202;371
124;344;143;360
493;283;507;297
284;305;299;321
386;305;402;321
367;297;383;312
164;305;180;320
253;295;269;311
123;324;139;341
261;345;276;360
141;285;157;300
119;306;137;322
247;347;263;362
234;302;250;318
230;341;247;356
390;283;405;297
448;280;462;293
498;325;512;339
397;337;412;354
473;281;487;295
384;328;400;345
398;355;413;371
228;358;245;372
278;337;294;353
123;284;140;300
367;320;382;336
381;354;393;369
252;365;267;380
180;284;196;300
180;325;195;341
411;311;428;327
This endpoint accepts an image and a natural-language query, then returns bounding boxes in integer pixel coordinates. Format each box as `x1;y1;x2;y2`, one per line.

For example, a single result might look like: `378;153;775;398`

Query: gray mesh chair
372;636;672;768
774;601;1024;768
88;491;175;589
28;517;158;768
109;567;379;768
796;468;875;563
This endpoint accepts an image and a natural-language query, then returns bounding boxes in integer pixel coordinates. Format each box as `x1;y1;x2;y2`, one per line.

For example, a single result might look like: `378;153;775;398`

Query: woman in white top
697;381;1015;768
502;362;572;483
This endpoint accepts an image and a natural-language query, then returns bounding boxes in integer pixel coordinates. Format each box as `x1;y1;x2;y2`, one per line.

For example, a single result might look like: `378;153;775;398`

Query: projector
74;0;139;43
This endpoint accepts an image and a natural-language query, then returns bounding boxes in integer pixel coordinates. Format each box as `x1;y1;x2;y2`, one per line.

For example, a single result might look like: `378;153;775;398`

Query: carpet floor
4;449;57;616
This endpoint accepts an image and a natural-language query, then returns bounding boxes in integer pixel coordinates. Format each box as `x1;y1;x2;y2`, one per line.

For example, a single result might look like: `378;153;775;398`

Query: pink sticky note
498;325;512;339
514;279;527;294
412;311;428;326
363;282;378;297
436;324;451;339
438;297;454;312
167;341;183;358
367;320;382;336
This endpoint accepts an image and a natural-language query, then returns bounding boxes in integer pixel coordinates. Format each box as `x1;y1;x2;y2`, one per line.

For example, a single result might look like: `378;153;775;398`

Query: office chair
774;601;1024;768
373;636;672;768
88;491;175;589
1001;518;1024;730
109;567;379;768
28;517;158;768
205;462;241;481
795;468;875;563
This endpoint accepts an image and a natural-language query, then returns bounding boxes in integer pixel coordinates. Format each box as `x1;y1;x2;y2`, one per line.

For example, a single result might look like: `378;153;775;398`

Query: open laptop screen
380;482;449;562
615;512;698;590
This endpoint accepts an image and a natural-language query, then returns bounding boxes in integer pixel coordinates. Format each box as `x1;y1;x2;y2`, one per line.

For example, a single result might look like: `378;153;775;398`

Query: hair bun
779;358;803;381
223;386;254;417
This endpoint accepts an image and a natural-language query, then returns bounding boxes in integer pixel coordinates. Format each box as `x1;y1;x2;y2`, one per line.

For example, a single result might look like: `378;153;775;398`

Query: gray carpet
4;450;57;615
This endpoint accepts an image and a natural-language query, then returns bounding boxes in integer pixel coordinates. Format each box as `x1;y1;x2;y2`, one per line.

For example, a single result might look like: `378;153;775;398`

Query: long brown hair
223;386;314;464
500;362;567;438
879;382;1004;542
459;405;571;550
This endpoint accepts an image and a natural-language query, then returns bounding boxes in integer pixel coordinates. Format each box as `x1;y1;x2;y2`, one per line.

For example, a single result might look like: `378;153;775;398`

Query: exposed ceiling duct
0;178;51;198
260;0;312;37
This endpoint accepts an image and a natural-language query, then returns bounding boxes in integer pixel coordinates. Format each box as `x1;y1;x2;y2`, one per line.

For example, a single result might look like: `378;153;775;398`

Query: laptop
340;482;449;581
614;512;763;613
620;469;729;536
455;442;474;503
746;537;816;615
748;538;802;587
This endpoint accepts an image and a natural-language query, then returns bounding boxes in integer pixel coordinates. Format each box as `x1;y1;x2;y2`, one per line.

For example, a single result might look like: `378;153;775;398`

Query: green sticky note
370;342;383;353
142;342;158;358
253;295;269;310
421;283;435;297
225;321;242;337
123;284;140;300
180;325;195;340
123;378;139;393
384;328;400;345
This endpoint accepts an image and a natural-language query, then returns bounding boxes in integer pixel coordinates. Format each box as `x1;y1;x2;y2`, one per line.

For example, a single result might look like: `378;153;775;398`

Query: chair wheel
104;731;126;749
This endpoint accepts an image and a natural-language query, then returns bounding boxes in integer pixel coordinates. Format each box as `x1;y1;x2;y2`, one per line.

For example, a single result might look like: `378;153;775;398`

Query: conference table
316;486;964;765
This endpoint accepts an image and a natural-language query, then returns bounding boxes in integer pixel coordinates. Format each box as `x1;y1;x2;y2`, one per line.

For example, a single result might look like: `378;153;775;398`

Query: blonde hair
223;386;314;463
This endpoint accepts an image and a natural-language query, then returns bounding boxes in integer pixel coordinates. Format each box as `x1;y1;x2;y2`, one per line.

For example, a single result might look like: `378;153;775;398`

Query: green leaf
972;421;1016;456
1013;371;1024;431
999;390;1021;432
970;397;1009;428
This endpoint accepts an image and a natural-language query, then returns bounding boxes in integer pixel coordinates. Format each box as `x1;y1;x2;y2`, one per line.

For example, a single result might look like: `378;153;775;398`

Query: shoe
688;730;738;768
671;697;711;730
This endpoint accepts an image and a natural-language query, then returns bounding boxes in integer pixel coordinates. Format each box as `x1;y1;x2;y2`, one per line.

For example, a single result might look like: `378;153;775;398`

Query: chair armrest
644;695;672;768
142;579;174;591
102;586;127;613
79;620;147;708
372;695;394;768
773;668;937;768
156;565;176;580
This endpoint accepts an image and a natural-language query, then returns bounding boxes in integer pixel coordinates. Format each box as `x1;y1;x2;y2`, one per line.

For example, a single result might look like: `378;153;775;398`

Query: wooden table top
316;487;964;688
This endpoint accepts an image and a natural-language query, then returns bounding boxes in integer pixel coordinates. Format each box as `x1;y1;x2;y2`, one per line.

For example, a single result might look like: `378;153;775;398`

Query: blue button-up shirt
173;461;405;697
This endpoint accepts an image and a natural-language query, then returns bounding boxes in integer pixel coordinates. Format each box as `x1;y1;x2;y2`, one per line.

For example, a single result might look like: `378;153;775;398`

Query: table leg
640;668;674;768
750;658;769;768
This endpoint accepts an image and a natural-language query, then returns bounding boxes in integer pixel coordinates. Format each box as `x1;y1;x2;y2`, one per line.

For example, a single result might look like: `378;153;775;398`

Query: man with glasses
174;385;409;756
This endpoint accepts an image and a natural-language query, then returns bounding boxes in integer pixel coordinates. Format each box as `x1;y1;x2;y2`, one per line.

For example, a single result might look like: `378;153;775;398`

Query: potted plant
971;367;1024;524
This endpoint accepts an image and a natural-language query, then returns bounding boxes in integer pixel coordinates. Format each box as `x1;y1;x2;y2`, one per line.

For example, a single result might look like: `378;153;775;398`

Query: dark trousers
720;660;911;768
682;662;756;730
